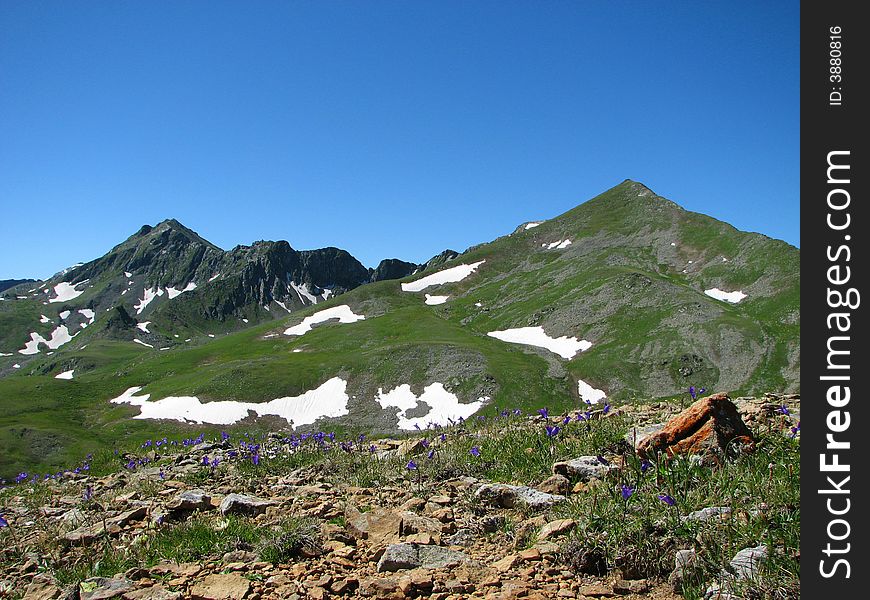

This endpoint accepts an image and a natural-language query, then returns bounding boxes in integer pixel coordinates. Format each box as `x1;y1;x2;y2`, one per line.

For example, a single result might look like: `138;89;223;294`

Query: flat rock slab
637;394;754;459
377;543;471;572
475;483;565;510
79;577;134;600
122;586;181;600
189;573;251;600
552;456;615;481
219;493;274;517
167;489;212;512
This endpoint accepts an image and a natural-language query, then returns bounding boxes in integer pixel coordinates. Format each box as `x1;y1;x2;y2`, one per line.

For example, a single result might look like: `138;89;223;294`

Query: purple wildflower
621;485;634;500
513;409;522;416
641;460;652;474
689;386;697;400
0;515;7;528
470;446;481;457
596;455;610;466
369;445;377;453
406;460;418;470
440;433;447;442
251;453;260;466
658;493;676;506
545;425;561;438
202;456;210;466
427;449;435;459
420;439;430;448
602;403;611;415
83;485;93;502
778;405;791;416
790;421;801;438
538;408;549;419
562;415;571;426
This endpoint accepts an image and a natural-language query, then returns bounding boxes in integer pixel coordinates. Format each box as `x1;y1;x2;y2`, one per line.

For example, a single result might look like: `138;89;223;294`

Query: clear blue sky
1;1;798;280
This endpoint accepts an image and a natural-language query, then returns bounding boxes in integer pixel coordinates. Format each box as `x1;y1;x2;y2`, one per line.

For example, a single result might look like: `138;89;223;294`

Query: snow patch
424;294;449;305
49;281;88;303
124;271;132;278
59;311;71;320
275;300;292;313
136;322;151;333
134;287;165;314
487;326;591;359
577;379;606;404
284;305;365;336
544;240;572;250
524;222;543;230
0;352;12;357
166;282;197;299
78;309;95;324
55;370;75;380
401;261;486;292
704;288;747;303
19;325;77;355
290;281;319;305
12;364;20;369
40;315;51;324
109;377;350;426
376;383;487;430
133;339;154;348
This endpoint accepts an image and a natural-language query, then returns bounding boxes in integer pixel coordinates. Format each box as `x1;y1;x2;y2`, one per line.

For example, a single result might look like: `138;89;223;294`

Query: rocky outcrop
636;393;754;460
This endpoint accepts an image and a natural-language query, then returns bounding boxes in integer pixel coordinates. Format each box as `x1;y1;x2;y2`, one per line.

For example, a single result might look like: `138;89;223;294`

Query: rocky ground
0;393;800;600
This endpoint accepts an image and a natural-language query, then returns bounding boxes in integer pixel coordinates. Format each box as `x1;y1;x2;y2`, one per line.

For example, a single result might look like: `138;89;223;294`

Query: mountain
0;180;800;477
0;279;37;294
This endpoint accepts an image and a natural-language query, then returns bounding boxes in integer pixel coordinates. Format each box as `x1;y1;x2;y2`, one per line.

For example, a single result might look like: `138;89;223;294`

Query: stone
396;438;427;457
492;554;522;572
189;573;251;600
683;506;732;523
345;505;403;545
612;579;649;594
167;489;212;513
623;423;665;450
552;456;615;481
376;543;471;572
537;519;576;540
122;587;181;600
219;493;274;517
518;548;541;561
79;577;135;600
577;582;615;597
475;483;565;510
668;549;701;589
22;576;61;600
536;474;570;495
358;577;399;597
637;394;755;459
109;506;148;527
729;545;768;579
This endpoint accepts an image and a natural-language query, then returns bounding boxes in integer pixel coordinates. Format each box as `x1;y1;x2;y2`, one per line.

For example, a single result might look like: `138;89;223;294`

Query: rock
167;489;212;513
218;493;274;517
376;543;471;572
109;506;148;527
536;473;570;495
623;423;664;450
537;519;576;540
150;562;201;578
189;573;251;600
669;549;701;590
63;522;121;545
637;394;754;459
577;582;615;597
612;579;649;594
122;586;181;600
396;439;427;457
475;483;565;510
729;545;768;579
518;548;541;561
683;506;732;523
552;456;615;481
22;576;61;600
79;577;134;600
358;577;399;597
492;554;522;572
345;505;402;545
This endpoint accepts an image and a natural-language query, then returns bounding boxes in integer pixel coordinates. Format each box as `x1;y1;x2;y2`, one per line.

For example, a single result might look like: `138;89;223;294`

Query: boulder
637;394;754;459
167;489;212;513
79;577;134;600
189;573;251;600
218;493;274;517
474;483;565;510
552;456;615;481
376;543;471;572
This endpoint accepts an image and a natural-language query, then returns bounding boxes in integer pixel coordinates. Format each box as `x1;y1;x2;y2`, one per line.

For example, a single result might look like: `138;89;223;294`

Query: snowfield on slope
55;370;75;380
401;261;486;292
704;288;747;303
283;305;365;336
487;326;592;359
577;379;607;404
18;325;77;355
424;294;449;305
108;377;350;426
49;281;89;303
375;383;487;430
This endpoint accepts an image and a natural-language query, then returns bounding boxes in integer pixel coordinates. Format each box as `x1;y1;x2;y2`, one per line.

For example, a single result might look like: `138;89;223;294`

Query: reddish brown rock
636;393;754;460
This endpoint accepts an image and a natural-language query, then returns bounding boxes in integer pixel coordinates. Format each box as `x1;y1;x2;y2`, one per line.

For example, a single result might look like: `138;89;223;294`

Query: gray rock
475;483;565;510
377;543;471;572
668;548;701;589
683;506;731;523
729;545;768;579
219;493;274;516
79;577;134;600
167;489;212;513
624;423;664;449
552;456;615;481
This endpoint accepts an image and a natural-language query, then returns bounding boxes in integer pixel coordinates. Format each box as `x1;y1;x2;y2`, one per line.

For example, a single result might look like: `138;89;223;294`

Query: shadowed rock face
636;393;755;459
